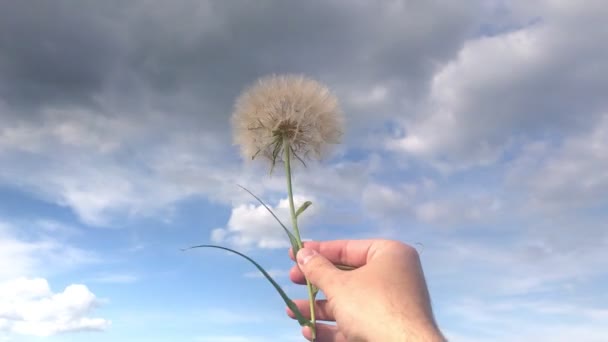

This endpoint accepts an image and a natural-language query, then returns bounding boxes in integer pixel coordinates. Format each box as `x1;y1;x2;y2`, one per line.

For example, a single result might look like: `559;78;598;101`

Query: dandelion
189;74;344;342
231;75;345;341
232;74;343;168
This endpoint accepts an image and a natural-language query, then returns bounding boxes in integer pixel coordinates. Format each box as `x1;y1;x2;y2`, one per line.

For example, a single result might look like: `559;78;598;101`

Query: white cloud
389;1;608;168
0;220;98;281
443;297;608;342
212;195;317;249
0;0;479;228
0;2;605;342
0;108;129;154
0;278;109;337
0;107;243;226
362;181;501;226
0;220;108;338
362;183;416;218
348;84;390;107
427;232;608;297
414;197;502;225
509;113;608;212
428;226;608;340
0;224;38;281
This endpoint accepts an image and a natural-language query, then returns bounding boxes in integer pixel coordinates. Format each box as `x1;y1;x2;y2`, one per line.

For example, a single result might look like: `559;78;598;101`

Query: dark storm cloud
0;0;478;129
122;0;479;131
127;1;477;87
0;0;482;225
0;1;125;110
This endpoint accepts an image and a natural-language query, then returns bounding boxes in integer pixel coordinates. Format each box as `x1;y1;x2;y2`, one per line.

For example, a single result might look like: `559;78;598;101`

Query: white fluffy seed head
232;74;343;166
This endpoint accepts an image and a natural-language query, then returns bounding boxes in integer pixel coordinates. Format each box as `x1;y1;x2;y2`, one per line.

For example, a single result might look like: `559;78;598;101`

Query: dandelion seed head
232;74;343;166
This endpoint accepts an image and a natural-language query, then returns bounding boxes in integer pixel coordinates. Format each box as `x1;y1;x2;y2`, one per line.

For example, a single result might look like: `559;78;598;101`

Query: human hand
287;240;445;342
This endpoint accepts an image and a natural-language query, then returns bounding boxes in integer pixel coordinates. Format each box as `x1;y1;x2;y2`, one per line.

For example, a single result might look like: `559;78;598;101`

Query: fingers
289;240;381;267
296;248;342;290
302;323;347;342
290;264;307;284
291;264;351;284
286;299;334;321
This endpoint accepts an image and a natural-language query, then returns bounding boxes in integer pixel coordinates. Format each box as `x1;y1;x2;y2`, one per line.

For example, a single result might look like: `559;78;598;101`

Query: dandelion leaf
295;201;312;218
184;244;312;328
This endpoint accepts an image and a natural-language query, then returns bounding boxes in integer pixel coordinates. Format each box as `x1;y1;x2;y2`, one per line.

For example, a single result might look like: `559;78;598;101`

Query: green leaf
184;244;311;328
237;185;300;254
295;201;312;218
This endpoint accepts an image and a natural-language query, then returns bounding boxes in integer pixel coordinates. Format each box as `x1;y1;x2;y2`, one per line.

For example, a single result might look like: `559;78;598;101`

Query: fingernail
297;248;317;265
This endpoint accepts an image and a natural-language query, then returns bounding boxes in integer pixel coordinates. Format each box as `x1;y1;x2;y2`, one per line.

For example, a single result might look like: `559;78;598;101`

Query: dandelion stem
284;144;303;247
284;141;316;342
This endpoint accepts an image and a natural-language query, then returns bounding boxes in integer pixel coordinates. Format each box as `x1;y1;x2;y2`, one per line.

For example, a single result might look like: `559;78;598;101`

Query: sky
0;0;607;341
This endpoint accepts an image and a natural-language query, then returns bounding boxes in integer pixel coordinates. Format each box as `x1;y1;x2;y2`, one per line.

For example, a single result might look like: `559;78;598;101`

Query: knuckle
385;240;420;259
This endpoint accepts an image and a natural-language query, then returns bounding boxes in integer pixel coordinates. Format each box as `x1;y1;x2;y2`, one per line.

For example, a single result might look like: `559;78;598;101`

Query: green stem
284;142;316;342
284;145;303;247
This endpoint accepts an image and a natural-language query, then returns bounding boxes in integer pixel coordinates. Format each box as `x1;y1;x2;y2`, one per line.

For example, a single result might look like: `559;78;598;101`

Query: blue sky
1;1;607;341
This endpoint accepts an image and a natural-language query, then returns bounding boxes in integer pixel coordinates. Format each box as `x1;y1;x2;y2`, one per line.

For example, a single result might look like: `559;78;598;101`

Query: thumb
297;248;341;291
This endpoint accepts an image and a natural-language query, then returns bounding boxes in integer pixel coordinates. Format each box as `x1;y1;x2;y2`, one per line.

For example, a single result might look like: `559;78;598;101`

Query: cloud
362;180;501;226
425;225;608;340
0;219;98;281
442;297;608;342
362;183;417;219
0;107;242;226
0;0;483;226
0;2;124;110
427;230;608;297
389;1;608;168
212;195;316;249
509;113;608;212
0;0;477;119
0;3;606;341
0;278;109;337
0;220;108;338
414;198;500;224
0;1;602;233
